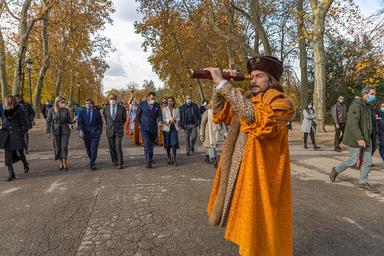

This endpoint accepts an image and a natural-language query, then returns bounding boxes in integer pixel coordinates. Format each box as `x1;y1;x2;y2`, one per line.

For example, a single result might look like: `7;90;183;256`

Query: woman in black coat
1;96;30;181
46;96;73;171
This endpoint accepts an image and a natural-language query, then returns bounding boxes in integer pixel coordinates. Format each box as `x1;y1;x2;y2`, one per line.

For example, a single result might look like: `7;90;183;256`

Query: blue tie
112;105;116;120
87;110;92;124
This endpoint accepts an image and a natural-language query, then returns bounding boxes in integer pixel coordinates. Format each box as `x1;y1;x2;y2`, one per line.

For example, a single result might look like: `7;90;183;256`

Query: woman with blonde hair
0;95;30;181
46;96;73;171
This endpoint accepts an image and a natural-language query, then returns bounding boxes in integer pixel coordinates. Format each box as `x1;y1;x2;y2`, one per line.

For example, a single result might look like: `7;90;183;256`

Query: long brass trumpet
187;69;251;81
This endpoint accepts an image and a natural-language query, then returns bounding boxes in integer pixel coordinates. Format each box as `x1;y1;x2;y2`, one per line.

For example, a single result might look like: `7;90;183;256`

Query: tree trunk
249;0;272;55
54;67;63;97
12;0;33;95
69;71;74;102
253;30;260;56
196;79;205;102
0;25;8;98
296;0;309;121
312;34;327;131
33;4;51;117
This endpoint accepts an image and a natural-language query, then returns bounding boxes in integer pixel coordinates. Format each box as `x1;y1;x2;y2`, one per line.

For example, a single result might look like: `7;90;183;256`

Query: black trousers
334;123;346;148
107;135;123;165
304;130;316;146
24;132;29;151
4;148;28;167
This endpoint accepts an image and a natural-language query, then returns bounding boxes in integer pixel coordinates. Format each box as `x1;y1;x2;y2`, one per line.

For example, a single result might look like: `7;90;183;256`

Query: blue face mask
367;95;376;104
186;99;192;105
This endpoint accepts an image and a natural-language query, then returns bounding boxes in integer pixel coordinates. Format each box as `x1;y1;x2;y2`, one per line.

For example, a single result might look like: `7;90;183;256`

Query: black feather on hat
246;56;284;81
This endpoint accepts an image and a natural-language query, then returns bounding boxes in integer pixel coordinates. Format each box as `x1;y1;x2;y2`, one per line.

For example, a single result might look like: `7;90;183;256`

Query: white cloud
113;0;143;22
101;0;162;93
356;0;383;15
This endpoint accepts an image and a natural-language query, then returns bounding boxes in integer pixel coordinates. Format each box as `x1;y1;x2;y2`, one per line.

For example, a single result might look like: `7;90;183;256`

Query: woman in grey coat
301;103;320;150
46;96;73;171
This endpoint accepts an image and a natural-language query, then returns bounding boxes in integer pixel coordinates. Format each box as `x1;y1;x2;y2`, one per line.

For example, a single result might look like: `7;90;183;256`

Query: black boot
304;133;309;149
6;165;15;182
205;155;211;164
19;151;29;173
172;148;177;166
213;157;218;168
167;149;172;165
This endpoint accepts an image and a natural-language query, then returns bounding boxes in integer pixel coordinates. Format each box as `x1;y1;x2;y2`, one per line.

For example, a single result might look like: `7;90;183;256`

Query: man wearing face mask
204;56;295;256
331;96;347;152
137;92;162;168
330;87;378;192
78;99;103;170
179;95;201;155
102;93;126;169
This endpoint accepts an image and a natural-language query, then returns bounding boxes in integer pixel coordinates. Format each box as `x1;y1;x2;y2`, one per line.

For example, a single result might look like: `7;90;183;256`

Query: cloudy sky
101;0;383;93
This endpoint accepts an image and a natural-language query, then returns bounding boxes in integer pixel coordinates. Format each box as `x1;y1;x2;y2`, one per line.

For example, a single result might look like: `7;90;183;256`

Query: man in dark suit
137;92;162;168
102;93;126;169
14;94;35;154
78;99;103;170
179;95;201;155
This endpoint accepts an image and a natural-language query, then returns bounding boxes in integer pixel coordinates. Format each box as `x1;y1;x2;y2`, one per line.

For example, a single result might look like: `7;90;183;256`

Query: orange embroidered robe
125;109;143;145
207;83;295;256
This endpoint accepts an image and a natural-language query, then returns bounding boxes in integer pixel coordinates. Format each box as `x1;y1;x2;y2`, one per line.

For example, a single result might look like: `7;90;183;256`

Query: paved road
0;125;383;256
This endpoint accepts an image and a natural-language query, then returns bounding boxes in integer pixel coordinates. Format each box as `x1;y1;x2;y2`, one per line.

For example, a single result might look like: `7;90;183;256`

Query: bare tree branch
1;0;21;21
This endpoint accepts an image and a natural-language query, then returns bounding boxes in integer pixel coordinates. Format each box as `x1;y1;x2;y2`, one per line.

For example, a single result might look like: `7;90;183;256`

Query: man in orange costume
205;56;295;256
125;100;142;145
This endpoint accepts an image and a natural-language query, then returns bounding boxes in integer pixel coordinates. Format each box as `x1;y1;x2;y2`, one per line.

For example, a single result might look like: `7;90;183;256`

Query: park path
0;121;383;255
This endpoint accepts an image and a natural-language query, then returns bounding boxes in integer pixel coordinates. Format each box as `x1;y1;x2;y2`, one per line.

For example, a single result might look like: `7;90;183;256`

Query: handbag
0;129;9;149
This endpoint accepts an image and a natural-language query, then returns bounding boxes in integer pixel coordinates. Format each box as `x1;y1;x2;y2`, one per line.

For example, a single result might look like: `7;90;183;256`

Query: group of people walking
0;90;221;181
300;87;382;192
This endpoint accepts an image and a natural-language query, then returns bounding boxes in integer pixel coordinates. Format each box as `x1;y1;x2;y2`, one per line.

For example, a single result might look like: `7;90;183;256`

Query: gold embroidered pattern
217;83;256;124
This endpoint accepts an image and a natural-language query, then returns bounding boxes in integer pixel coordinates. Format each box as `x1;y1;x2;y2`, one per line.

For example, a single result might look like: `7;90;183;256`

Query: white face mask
109;100;116;105
149;99;155;105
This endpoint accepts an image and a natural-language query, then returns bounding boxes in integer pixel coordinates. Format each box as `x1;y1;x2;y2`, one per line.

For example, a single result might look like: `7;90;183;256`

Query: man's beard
249;82;271;96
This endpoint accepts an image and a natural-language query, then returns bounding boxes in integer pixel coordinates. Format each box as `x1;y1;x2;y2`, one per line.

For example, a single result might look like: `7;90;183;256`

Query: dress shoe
212;157;218;168
314;145;321;150
358;183;380;193
330;167;339;182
